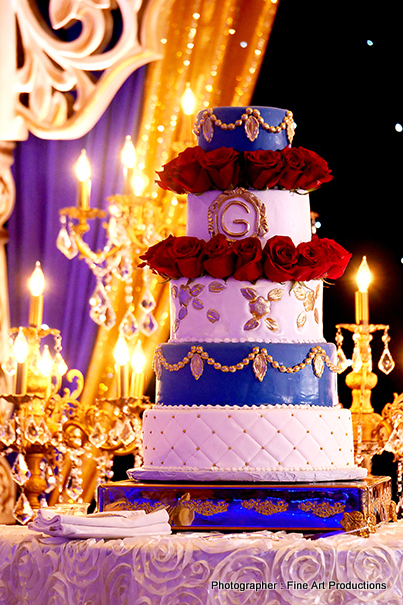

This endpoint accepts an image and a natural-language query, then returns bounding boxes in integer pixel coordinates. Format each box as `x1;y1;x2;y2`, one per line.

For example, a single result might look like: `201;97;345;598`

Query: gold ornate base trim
98;475;394;533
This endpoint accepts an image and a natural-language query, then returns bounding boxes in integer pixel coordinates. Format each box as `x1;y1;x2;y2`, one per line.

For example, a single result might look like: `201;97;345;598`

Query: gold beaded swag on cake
193;107;295;144
153;344;344;383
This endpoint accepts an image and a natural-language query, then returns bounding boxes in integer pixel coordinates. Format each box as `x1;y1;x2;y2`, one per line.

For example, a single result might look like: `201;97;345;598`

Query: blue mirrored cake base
98;475;393;533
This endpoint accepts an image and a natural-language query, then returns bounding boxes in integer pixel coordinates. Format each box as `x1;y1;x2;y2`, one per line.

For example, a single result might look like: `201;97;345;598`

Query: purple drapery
6;66;147;378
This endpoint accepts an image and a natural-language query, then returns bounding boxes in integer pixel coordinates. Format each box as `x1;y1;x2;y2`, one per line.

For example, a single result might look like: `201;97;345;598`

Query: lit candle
13;328;28;395
74;149;91;209
355;256;371;325
130;340;146;399
113;335;130;398
120;136;137;195
180;84;196;142
28;261;45;328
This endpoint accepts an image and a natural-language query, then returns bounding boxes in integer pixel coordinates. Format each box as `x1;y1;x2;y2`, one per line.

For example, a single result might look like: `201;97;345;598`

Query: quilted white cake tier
170;278;324;343
187;189;311;246
141;404;365;480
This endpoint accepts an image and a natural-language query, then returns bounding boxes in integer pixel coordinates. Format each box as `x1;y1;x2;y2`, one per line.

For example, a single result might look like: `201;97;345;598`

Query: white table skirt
0;522;403;604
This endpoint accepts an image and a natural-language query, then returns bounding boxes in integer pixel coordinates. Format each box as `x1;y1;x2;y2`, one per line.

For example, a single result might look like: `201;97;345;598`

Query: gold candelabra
0;263;151;524
336;257;396;473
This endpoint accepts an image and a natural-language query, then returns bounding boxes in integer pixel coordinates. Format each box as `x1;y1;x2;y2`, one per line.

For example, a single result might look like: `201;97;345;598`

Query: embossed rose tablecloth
0;522;402;604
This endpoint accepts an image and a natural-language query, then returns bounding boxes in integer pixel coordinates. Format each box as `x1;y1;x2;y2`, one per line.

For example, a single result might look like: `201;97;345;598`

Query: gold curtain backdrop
81;0;279;428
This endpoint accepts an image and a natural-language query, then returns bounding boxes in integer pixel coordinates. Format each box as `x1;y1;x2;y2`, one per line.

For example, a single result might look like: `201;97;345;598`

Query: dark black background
251;0;403;481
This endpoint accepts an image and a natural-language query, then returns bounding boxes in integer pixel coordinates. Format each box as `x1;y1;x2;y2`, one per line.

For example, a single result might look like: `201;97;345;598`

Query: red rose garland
156;145;333;194
139;234;351;283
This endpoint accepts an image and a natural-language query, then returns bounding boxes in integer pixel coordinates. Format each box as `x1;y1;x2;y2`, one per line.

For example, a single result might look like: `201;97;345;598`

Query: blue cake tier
154;342;338;408
194;106;293;152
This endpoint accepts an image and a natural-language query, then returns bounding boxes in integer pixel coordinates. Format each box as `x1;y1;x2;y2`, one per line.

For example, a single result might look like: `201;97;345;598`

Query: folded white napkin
29;508;171;539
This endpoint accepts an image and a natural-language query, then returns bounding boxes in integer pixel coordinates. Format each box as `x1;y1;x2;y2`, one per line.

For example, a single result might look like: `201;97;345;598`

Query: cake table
0;520;402;604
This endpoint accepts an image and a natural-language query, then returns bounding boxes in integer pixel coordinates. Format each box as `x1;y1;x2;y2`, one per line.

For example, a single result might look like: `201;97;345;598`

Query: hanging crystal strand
139;268;158;337
379;327;395;375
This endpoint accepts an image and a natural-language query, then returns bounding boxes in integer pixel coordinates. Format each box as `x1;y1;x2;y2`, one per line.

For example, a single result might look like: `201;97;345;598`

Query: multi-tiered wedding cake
136;106;366;482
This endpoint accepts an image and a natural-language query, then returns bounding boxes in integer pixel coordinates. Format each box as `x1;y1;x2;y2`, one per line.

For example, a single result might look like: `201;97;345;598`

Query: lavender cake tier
154;342;338;408
170;278;324;344
186;189;311;247
141;404;360;476
194;106;294;151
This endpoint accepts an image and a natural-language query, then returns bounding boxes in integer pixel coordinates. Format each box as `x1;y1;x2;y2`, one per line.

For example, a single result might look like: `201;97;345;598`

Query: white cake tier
170;277;324;343
186;189;311;246
142;404;361;478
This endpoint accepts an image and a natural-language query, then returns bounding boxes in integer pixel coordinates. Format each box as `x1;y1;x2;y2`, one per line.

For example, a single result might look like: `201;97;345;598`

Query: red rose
277;147;306;190
294;238;328;281
244;149;284;189
292;148;333;190
138;235;181;279
200;147;241;190
232;237;263;281
156;146;212;194
263;235;300;282
171;236;205;278
315;238;352;279
203;234;236;279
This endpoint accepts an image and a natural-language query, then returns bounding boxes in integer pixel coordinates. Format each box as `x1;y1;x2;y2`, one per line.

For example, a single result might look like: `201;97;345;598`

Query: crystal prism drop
139;290;156;313
25;417;39;443
89;422;108;448
139;312;158;336
66;476;82;501
120;420;136;446
13;492;34;525
37;419;52;445
378;348;395;375
11;453;31;486
336;347;348;372
119;309;139;340
1;353;16;376
56;225;78;259
109;420;123;447
0;420;16;446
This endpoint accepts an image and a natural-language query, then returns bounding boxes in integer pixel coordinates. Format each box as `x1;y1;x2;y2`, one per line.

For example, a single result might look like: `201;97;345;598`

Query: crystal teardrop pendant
56;219;78;259
13;492;34;525
139;289;156;313
89;422;108;448
139;312;158;336
336;347;348;372
119;309;139;340
11;453;31;486
0;420;16;446
120;419;136;446
379;347;395;375
1;352;16;376
24;417;39;443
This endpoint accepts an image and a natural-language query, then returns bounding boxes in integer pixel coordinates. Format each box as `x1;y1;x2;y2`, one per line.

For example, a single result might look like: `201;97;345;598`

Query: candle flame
181;84;196;116
120;136;137;169
74;149;91;182
28;261;45;297
13;328;29;363
114;334;130;366
356;256;371;293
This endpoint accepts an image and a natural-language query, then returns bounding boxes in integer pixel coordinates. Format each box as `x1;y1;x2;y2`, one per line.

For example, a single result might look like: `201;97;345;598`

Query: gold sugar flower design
241;287;284;332
172;281;225;333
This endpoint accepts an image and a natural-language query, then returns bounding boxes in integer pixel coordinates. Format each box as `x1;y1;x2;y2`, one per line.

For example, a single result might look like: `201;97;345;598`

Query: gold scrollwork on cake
208;188;269;241
182;499;229;516
241;498;288;516
340;511;377;537
298;500;346;518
